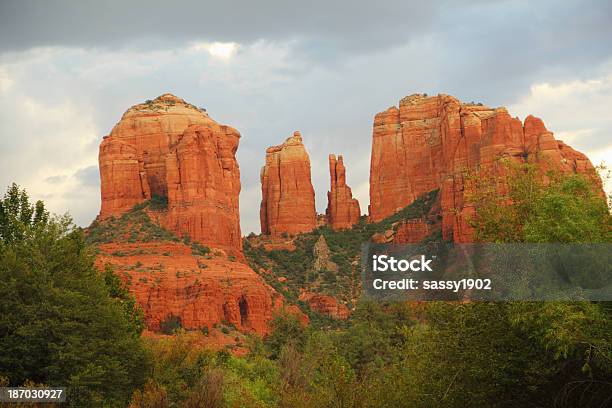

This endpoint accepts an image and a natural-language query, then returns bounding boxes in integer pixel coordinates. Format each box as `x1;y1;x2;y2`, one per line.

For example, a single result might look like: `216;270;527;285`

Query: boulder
299;292;350;320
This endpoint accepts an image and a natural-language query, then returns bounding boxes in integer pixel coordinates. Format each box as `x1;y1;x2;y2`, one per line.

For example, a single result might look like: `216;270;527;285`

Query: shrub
149;195;168;211
160;314;182;335
191;242;211;256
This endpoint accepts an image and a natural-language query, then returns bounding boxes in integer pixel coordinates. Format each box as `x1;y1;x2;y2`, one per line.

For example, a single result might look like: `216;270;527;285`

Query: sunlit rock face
326;154;361;230
95;94;308;337
369;93;602;242
260;131;317;236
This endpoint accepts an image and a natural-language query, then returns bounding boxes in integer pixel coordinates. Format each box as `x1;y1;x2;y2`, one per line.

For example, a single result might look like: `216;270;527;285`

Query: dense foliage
468;162;611;243
0;184;150;407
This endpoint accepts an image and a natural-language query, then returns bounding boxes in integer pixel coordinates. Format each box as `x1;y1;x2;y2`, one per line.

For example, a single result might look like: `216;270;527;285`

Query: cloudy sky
1;0;611;234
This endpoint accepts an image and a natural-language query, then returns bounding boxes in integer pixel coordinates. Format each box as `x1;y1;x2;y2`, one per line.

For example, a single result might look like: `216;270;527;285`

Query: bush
191;242;211;256
149;194;168;211
160;314;182;335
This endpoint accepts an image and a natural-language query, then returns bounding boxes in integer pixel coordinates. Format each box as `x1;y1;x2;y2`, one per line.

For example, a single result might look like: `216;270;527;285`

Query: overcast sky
1;0;611;234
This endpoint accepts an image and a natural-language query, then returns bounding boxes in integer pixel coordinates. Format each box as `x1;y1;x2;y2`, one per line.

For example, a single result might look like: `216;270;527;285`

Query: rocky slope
326;154;361;230
260;131;317;236
369;93;601;242
96;241;278;334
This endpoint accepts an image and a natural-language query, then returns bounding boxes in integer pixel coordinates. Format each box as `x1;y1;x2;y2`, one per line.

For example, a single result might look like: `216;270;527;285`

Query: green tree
0;184;150;407
0;182;48;244
469;162;610;243
103;264;146;336
266;310;306;358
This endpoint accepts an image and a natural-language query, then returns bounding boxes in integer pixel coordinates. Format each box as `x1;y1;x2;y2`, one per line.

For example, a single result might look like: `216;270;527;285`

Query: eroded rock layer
98;93;242;255
326;154;361;230
95;241;289;335
260;131;317;236
369;94;601;242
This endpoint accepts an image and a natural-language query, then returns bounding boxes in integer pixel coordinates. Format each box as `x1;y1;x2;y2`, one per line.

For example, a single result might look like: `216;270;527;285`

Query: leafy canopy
0;184;150;407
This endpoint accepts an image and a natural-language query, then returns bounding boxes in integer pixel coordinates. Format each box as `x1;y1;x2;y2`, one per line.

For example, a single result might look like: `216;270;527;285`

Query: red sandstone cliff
369;93;601;242
326;154;361;230
164;124;242;255
94;241;298;335
260;131;317;236
98;93;242;256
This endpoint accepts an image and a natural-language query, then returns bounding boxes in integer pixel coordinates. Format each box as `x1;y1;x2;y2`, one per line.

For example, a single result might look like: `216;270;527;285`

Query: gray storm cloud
0;0;611;233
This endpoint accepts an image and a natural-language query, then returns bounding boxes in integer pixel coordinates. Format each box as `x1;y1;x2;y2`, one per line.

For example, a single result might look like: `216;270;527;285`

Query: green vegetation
160;315;183;335
103;264;146;335
244;190;439;312
149;194;168;211
87;199;179;244
0;184;150;407
191;241;211;256
126;293;611;407
469;162;611;243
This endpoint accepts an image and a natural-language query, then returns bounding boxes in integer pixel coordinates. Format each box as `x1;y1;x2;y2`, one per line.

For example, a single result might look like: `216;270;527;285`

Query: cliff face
98;93;242;256
99;137;151;216
95;241;286;335
164;124;242;255
326;154;361;230
369;94;600;242
260;131;317;236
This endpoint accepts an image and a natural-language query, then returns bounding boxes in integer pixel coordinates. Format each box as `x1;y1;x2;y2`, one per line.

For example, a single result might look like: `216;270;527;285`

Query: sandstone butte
98;93;242;256
96;94;304;336
369;93;602;242
326;154;361;230
260;131;317;236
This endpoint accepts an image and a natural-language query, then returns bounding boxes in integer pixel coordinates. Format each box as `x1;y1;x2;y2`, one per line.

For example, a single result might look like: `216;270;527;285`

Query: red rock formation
98;93;243;255
326;154;361;230
164;124;242;256
260;131;316;236
99;137;151;216
95;241;305;335
94;95;316;337
299;292;350;320
393;219;431;244
369;94;602;242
